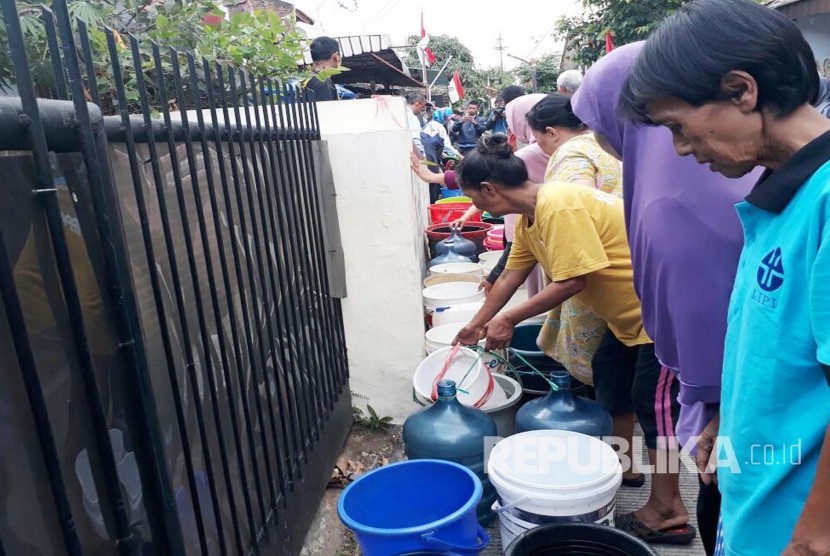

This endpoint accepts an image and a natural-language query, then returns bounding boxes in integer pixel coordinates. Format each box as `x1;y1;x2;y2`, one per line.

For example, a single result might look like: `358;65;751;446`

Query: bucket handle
492;497;531;513
421;524;489;552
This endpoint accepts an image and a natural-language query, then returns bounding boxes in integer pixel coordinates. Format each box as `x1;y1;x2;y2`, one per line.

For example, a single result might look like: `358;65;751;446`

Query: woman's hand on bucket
453;322;484;347
483;314;515;351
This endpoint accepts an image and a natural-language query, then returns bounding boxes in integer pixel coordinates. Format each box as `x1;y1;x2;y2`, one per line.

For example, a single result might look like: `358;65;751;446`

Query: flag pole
428;55;454;92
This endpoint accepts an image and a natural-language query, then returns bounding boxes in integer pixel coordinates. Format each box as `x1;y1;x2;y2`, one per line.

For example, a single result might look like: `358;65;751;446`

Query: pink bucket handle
431;344;462;401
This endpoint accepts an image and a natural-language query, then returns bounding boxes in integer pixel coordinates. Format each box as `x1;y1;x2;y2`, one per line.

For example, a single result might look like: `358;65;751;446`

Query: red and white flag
448;70;465;104
417;12;437;67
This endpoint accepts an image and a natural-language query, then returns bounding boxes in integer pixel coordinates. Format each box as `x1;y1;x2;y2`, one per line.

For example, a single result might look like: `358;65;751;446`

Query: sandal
327;465;353;489
616;512;697;545
622;473;646;488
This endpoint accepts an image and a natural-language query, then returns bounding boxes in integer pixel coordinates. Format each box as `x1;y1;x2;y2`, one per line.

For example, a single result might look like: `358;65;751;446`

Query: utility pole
495;33;506;78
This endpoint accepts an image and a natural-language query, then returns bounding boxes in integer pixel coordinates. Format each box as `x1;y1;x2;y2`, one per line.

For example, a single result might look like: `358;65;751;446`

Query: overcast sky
292;0;583;70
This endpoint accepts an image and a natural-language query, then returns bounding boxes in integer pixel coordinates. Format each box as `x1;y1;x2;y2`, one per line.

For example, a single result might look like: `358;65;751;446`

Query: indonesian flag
605;30;614;53
448;70;465;104
417;12;437;67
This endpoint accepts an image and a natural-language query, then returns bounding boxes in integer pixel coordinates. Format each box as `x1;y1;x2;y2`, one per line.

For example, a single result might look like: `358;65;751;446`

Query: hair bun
477;133;512;158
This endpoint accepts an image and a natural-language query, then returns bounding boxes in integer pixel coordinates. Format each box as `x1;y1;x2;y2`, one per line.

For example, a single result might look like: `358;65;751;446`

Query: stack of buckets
336;203;630;555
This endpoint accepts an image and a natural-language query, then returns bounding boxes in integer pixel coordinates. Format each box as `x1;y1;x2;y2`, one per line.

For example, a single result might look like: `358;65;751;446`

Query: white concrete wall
317;96;429;422
796;14;830;70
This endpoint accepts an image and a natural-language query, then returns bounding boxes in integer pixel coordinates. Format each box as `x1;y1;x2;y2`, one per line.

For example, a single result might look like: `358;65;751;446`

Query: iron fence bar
0;212;83;556
306;94;349;388
106;29;209;556
186;54;279;523
305;94;348;394
234;69;294;505
5;0;136;550
203;60;291;499
224;68;314;467
243;72;313;476
234;69;319;461
169;51;263;542
41;7;68;100
255;77;311;481
212;64;302;484
280;89;333;412
276;88;327;431
129;34;229;556
150;42;246;555
67;18;184;552
76;20;101;108
271;87;325;446
294;90;340;408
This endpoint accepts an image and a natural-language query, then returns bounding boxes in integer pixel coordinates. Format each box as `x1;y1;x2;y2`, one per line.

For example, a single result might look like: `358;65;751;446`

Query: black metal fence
0;0;351;553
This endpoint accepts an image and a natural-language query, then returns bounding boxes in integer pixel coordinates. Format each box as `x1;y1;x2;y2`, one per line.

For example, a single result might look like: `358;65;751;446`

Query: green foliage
1;0;308;114
556;0;690;67
515;52;562;94
352;405;394;431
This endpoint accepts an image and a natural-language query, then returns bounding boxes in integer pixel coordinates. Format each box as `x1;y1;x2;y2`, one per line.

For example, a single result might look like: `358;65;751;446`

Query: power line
356;0;404;33
525;22;558;59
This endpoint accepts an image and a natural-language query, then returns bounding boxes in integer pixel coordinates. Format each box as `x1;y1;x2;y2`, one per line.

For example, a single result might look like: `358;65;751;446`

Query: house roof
767;0;830;17
248;0;314;24
302;35;422;88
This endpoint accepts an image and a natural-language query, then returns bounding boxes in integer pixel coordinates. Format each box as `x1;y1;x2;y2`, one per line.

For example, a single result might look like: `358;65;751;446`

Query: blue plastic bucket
440;187;465;198
338;459;489;555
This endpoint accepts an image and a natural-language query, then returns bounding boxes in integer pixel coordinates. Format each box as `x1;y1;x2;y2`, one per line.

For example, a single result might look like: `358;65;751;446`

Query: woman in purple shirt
571;42;758;554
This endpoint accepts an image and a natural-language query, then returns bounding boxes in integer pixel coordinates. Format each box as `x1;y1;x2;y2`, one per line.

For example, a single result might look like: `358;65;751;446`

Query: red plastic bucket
429;203;482;226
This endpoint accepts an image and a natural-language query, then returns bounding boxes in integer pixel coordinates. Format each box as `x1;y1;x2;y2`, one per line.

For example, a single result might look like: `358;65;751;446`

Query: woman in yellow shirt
525;93;623;388
453;135;694;545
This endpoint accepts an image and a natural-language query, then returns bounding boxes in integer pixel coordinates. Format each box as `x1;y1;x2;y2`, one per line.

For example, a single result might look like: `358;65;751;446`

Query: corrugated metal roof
766;0;804;7
302;35;421;87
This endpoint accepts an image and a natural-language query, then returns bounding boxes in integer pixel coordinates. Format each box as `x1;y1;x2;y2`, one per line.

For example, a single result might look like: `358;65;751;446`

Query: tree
0;0;308;113
404;34;491;108
556;0;689;68
515;52;562;94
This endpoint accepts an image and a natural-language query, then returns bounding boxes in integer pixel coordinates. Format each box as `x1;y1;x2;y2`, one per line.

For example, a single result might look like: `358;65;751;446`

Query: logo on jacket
757;248;785;292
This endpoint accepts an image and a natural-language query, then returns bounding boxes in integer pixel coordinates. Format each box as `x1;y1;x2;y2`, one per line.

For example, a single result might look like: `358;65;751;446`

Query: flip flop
616;512;697;545
622;473;646;488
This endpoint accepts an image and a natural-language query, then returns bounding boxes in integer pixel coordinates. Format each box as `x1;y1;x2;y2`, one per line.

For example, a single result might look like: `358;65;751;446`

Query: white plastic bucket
414;373;522;437
423;282;485;312
481;258;498;276
478;250;504;263
413;346;494;408
432;302;484;327
487;430;622;551
425;322;507;377
423;273;480;289
430;262;483;278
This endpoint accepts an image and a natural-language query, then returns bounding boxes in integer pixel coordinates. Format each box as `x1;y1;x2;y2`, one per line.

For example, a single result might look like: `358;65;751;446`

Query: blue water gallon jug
403;380;498;526
429;241;473;268
516;370;613;437
435;229;478;262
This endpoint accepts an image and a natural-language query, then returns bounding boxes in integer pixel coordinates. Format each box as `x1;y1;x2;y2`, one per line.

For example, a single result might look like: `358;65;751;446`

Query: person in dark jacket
306;36;340;102
451;101;486;155
485;96;509;135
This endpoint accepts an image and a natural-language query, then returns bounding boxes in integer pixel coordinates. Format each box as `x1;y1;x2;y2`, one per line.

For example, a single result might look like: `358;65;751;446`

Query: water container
404;380;499;526
505;523;657;555
429;241;473;268
488;431;622;550
516;371;612;436
436;229;478;262
338;459;489;555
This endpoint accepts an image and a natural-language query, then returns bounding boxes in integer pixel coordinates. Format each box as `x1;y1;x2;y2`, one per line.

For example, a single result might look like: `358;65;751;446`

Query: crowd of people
409;1;830;555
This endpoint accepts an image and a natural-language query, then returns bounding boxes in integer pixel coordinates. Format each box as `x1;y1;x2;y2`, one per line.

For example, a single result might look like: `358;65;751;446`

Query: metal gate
0;0;351;553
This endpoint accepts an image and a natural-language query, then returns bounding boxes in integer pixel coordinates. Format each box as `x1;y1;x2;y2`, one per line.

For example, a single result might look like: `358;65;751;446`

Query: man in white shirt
406;93;426;157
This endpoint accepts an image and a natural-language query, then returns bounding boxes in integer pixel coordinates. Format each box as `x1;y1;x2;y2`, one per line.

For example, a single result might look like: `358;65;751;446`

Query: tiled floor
482;450;707;556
